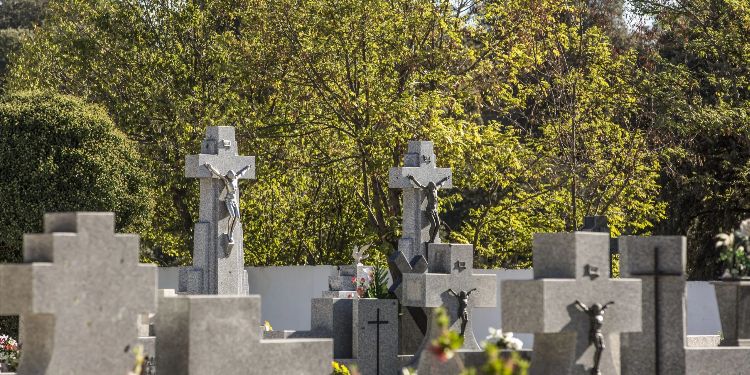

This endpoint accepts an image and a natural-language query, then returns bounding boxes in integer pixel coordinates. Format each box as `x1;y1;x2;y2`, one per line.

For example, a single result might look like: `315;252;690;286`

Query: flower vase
712;280;750;346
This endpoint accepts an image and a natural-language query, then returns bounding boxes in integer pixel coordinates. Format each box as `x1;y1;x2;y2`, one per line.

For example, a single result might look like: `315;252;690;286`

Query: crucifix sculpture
406;174;450;243
204;162;252;246
575;300;615;375
447;288;476;336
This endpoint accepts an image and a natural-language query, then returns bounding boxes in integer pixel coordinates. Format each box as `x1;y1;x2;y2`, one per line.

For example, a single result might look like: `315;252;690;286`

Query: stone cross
388;141;451;353
620;236;686;375
0;212;157;374
156;293;332;374
179;126;255;295
402;243;497;354
388;141;452;267
502;232;642;375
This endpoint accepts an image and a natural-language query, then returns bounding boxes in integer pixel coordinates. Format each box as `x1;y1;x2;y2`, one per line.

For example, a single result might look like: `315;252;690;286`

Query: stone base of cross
402;243;496;363
156;292;332;374
502;232;642;375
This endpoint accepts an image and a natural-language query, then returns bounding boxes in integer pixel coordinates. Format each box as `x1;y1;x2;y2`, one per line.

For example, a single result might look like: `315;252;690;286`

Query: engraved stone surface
619;236;686;375
352;299;399;375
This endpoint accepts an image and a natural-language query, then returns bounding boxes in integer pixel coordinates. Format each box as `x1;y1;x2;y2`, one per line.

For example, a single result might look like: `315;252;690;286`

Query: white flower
484;327;523;350
740;219;750;237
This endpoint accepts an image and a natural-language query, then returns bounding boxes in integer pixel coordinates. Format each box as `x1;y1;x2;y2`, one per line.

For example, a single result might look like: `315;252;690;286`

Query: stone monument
388;140;452;353
179;126;255;295
619;236;686;375
502;232;642;375
0;212;157;374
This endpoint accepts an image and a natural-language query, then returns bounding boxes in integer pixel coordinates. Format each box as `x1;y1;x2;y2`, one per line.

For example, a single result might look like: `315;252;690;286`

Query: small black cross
368;308;389;374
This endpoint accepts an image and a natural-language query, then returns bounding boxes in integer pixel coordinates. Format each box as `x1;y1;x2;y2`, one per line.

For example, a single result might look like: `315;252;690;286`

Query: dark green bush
0;90;155;263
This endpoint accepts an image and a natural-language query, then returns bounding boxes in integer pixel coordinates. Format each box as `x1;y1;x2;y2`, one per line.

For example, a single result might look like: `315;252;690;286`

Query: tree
0;0;46;89
629;0;750;278
0;91;155;263
8;0;667;268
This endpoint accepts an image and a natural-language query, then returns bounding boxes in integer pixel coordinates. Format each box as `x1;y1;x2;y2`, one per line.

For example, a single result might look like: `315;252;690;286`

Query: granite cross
619;236;686;375
156;293;332;374
0;212;157;374
502;232;642;375
179;126;255;295
402;243;497;354
388;141;452;353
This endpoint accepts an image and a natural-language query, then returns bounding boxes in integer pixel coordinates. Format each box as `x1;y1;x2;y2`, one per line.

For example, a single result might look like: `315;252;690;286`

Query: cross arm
185;154;256;179
389;167;452;189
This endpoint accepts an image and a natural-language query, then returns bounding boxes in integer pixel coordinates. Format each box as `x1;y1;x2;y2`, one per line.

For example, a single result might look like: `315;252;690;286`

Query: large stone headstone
179;126;255;295
619;236;686;375
388;140;452;354
156;293;332;374
402;243;497;369
352;298;399;375
0;212;157;374
502;232;642;375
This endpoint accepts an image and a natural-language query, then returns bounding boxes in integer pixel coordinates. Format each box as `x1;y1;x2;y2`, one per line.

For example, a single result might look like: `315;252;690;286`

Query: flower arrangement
715;219;750;279
484;328;523;351
428;307;463;362
0;335;19;371
263;320;273;332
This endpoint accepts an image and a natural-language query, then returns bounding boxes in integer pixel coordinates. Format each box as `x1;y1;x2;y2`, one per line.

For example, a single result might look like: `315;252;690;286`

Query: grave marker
0;212;157;374
179;126;255;295
502;232;642;375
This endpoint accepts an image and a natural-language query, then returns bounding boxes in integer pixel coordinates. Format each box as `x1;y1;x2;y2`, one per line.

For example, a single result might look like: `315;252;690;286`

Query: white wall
156;267;722;348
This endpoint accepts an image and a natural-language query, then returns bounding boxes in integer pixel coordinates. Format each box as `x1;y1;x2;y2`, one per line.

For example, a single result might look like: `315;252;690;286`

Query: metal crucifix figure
204;162;252;246
448;288;476;336
407;174;450;243
575;300;615;375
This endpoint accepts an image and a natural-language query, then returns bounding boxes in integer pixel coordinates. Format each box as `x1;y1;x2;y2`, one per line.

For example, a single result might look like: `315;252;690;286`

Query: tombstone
619;236;686;375
156;293;332;374
0;212;157;374
502;232;642;375
388;140;452;353
179;126;255;295
402;243;497;368
352;299;399;375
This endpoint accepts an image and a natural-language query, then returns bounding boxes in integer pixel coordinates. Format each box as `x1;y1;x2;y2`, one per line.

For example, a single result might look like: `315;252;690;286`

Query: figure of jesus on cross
204;162;252;245
406;174;450;243
575;300;615;375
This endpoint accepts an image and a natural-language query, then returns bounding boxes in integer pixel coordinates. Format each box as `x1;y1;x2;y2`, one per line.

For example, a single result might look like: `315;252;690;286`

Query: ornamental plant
0;334;19;371
365;265;392;299
715;219;750;279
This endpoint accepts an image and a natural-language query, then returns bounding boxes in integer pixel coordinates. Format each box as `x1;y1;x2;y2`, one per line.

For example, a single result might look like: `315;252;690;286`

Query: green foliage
8;0;667;268
0;91;155;264
463;346;529;375
629;0;750;278
365;265;392;299
715;220;750;279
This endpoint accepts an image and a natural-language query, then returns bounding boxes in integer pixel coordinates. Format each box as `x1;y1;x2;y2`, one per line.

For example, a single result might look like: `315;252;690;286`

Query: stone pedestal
712;280;750;346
